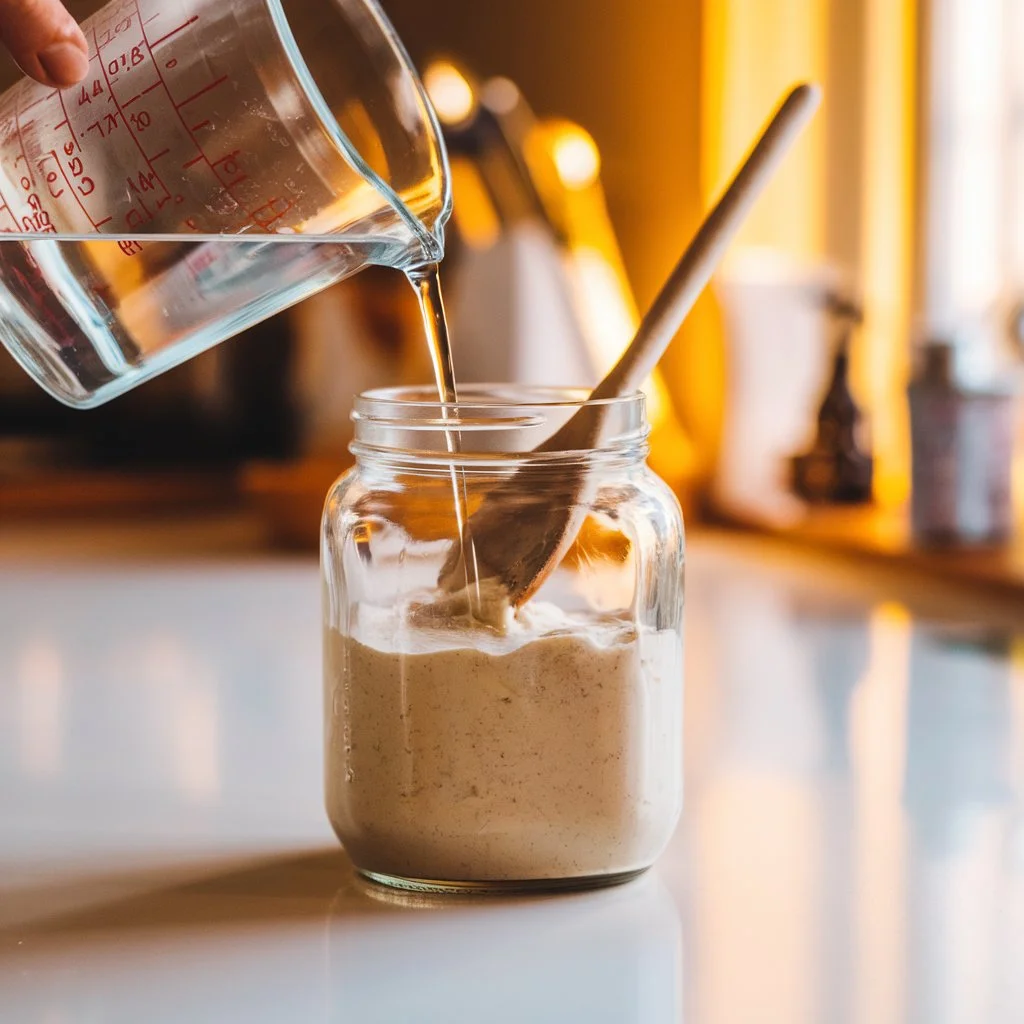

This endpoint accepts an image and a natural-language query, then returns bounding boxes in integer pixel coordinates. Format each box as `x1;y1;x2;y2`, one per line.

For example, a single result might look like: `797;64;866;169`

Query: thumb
0;0;89;88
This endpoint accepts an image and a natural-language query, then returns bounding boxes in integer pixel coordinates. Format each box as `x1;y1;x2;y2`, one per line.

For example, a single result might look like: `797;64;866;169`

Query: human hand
0;0;89;88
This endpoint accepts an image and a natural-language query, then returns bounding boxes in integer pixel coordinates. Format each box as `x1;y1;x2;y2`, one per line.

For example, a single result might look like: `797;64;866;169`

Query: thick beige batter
324;602;682;882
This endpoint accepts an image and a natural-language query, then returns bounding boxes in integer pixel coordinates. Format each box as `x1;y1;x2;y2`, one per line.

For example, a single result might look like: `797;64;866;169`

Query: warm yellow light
481;76;520;117
552;127;601;190
1013;636;1024;675
568;245;697;487
449;157;500;250
423;61;476;127
859;0;915;508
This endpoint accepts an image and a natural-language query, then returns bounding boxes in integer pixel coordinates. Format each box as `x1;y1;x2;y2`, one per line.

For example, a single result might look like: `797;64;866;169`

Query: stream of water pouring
406;264;480;608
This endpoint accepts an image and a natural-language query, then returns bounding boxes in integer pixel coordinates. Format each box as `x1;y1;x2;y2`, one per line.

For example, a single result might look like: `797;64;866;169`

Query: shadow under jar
322;386;685;894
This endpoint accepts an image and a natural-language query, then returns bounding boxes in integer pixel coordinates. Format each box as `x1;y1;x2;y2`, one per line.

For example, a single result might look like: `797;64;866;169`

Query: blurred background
0;0;1021;587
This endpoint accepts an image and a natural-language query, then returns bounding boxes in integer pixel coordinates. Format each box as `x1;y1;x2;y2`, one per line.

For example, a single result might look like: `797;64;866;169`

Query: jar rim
354;384;646;417
351;384;649;466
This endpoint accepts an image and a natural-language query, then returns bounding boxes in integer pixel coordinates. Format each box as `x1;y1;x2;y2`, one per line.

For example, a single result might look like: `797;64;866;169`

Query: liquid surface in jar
324;603;683;883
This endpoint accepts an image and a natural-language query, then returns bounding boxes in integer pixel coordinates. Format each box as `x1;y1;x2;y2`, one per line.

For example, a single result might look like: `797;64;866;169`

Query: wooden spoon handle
592;82;822;401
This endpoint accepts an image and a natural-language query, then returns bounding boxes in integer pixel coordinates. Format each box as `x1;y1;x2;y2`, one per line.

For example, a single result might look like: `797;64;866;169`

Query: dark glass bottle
791;295;874;505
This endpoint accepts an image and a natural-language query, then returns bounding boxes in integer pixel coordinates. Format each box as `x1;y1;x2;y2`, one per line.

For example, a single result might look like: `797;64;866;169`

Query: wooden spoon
439;83;822;607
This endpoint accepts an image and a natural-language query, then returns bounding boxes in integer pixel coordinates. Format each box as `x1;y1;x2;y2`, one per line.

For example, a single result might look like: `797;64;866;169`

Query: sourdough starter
324;598;682;882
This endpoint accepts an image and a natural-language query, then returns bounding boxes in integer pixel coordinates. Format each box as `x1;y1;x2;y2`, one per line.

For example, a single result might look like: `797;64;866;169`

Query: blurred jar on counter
908;342;1019;547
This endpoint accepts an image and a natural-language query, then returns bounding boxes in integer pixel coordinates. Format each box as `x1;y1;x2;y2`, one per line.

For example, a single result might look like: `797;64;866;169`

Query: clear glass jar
322;386;685;893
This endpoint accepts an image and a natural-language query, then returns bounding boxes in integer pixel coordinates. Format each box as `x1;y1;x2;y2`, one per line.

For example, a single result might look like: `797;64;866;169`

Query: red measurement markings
89;0;137;37
76;77;111;112
82;110;121;140
127;109;152;133
56;88;81;155
11;91;55;234
94;12;136;51
93;21;176;228
211;151;248;191
133;0;257;234
39;153;67;201
103;46;146;78
11;94;35;187
175;76;228;110
59;79;82;139
124;81;163;107
52;138;97;203
149;15;198;50
91;0;136;23
251;196;296;230
20;90;58;115
42;150;102;230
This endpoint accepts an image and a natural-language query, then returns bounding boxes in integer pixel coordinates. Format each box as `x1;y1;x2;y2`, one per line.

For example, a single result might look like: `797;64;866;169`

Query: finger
0;0;89;88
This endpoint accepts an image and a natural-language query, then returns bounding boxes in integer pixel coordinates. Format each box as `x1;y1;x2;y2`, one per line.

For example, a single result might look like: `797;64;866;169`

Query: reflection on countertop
1;530;1023;1022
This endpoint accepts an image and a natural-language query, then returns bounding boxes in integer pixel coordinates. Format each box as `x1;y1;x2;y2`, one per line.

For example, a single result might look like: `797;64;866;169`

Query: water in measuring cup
0;0;444;406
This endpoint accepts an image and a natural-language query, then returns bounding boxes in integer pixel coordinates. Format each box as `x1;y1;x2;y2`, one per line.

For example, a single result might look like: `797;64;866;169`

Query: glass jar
322;386;685;893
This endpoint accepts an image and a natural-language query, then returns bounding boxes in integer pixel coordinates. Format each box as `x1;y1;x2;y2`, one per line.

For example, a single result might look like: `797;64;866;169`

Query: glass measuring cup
0;0;451;407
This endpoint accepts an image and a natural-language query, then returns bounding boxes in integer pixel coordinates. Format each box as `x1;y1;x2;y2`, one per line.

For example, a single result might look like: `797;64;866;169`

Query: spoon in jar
439;83;822;608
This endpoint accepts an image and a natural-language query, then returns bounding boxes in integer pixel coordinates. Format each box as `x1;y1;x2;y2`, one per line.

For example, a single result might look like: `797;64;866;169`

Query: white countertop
1;531;1023;1023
